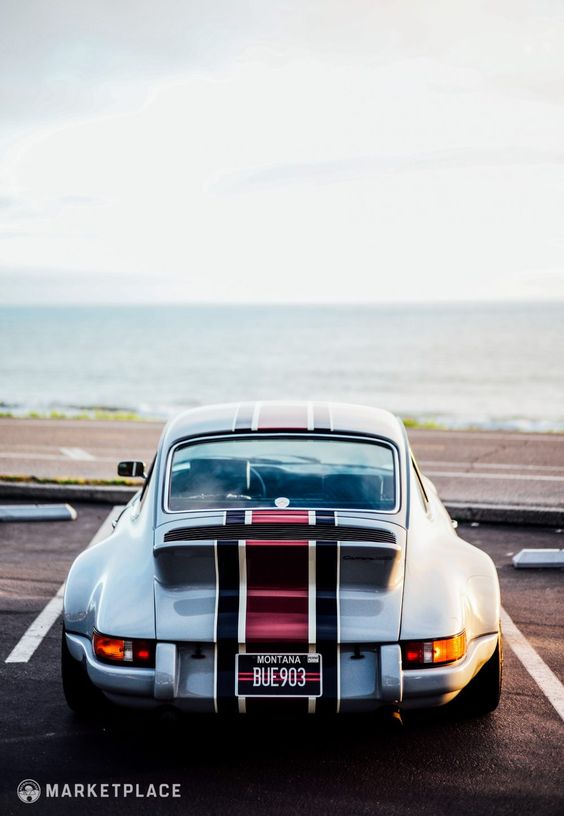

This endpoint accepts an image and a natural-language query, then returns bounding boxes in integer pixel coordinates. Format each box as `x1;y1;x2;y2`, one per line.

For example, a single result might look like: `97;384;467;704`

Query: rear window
167;435;397;512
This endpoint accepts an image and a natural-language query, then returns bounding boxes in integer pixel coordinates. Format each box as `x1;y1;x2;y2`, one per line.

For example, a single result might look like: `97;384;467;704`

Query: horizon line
0;297;563;308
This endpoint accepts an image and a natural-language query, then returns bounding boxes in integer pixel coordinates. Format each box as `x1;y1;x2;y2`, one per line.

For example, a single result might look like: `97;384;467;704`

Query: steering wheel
249;466;267;497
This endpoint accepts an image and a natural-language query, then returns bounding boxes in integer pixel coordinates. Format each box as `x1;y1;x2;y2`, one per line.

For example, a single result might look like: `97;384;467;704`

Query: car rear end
64;404;498;716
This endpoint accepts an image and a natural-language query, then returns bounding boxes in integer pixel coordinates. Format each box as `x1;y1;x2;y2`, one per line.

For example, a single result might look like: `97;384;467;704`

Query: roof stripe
251;401;261;431
233;402;255;431
307;401;314;431
313;402;332;431
257;402;309;431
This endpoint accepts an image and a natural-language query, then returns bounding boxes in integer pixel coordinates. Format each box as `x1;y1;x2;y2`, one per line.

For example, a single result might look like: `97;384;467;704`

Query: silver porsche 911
62;401;502;717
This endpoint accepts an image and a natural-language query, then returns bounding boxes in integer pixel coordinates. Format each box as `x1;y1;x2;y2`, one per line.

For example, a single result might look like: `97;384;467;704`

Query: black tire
457;629;503;715
61;627;107;715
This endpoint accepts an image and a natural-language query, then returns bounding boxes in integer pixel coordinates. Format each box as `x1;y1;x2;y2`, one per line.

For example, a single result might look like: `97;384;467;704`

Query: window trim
410;454;430;512
162;432;401;515
139;455;156;504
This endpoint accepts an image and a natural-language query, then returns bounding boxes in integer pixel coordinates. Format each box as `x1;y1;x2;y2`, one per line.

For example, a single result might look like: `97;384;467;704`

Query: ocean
0;302;563;431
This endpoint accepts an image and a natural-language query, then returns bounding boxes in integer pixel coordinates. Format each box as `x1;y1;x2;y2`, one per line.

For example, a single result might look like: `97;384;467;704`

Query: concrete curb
0;503;78;522
1;482;562;526
0;482;138;505
444;501;564;527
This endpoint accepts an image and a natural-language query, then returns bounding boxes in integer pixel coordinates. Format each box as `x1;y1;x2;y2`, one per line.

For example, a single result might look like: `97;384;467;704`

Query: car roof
153;402;411;528
160;401;406;450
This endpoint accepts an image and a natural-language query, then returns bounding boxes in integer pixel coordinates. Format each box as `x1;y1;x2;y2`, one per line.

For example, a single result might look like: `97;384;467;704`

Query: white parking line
421;460;564;473
425;470;564;482
60;447;96;461
412;431;564;443
0;452;84;461
501;607;564;722
0;452;114;461
4;507;122;664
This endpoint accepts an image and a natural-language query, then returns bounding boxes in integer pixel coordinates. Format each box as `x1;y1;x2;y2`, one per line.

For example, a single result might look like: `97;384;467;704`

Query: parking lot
0;504;562;816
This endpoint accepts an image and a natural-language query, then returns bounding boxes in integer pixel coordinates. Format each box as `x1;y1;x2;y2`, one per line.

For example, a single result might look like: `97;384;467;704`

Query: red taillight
402;632;466;668
133;643;153;663
405;644;425;664
93;632;155;667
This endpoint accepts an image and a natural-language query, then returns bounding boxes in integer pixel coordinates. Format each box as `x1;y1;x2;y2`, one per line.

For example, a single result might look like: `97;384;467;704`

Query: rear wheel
457;629;503;715
61;627;107;715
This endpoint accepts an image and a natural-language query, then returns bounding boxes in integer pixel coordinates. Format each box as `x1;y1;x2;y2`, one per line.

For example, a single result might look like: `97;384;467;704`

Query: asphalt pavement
0;504;562;816
1;418;564;508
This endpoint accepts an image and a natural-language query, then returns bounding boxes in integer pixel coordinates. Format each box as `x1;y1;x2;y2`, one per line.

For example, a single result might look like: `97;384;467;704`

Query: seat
171;458;249;499
323;472;384;508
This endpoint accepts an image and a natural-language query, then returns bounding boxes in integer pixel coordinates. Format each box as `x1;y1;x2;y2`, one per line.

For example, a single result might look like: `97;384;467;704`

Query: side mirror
117;461;146;478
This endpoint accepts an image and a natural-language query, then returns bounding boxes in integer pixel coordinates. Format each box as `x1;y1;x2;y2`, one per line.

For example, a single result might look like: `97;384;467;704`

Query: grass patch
0;474;142;487
0;409;156;422
0;411;447;429
401;417;446;430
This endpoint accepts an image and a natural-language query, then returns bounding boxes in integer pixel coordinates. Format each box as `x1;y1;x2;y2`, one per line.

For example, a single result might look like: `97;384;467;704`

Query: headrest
172;457;249;496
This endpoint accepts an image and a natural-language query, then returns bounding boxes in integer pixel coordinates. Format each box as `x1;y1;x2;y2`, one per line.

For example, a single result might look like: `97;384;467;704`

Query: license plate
236;653;322;697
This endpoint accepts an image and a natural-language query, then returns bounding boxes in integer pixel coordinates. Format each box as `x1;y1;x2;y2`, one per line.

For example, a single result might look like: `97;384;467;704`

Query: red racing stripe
256;403;309;430
245;540;309;642
251;510;310;525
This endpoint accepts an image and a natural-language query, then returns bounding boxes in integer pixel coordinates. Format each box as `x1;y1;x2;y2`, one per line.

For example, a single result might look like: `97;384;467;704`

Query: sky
1;0;564;304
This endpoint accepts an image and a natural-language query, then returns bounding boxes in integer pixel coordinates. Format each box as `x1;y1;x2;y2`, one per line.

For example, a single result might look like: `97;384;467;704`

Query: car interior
169;456;396;510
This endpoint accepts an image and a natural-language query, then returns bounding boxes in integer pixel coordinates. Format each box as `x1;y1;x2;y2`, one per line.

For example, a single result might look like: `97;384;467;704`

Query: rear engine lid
153;509;406;644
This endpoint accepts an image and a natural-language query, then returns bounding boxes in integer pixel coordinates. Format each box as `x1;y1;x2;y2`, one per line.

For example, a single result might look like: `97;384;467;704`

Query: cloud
1;2;564;303
0;1;268;129
0;265;199;304
1;0;564;132
0;195;22;209
211;146;564;194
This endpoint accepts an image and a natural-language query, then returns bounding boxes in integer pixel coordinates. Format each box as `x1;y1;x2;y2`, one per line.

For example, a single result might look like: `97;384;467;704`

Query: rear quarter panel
400;473;500;642
63;490;156;639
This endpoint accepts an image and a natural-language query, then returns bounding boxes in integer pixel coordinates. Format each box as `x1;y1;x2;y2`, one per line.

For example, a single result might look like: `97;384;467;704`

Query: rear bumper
65;631;498;712
401;632;498;709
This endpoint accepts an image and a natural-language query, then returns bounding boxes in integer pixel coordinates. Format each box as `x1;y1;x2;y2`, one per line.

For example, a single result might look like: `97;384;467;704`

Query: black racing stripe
314;402;332;431
245;698;309;716
234;402;255;431
216;540;240;713
316;540;339;714
315;510;335;526
225;509;246;525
